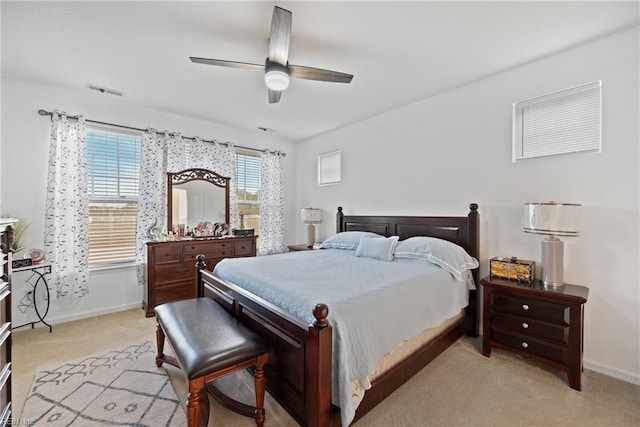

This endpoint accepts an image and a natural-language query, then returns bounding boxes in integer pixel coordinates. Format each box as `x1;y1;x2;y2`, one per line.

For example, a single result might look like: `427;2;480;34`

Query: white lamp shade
522;202;581;237
301;208;322;224
264;64;290;91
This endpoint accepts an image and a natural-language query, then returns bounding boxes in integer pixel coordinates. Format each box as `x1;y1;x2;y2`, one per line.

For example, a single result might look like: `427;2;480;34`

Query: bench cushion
155;298;269;380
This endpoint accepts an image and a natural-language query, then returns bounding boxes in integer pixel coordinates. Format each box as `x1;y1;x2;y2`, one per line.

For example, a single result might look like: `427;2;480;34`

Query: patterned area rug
20;341;182;426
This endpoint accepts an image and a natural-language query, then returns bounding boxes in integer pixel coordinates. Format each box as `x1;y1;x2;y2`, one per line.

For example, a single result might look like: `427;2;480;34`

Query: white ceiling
2;1;638;141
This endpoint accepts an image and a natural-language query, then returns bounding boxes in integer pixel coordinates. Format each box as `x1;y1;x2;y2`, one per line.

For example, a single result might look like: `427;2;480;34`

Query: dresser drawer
183;248;233;263
153;263;196;285
492;327;568;364
234;239;254;256
150;245;181;264
183;241;234;255
492;312;569;344
155;282;196;306
493;292;569;324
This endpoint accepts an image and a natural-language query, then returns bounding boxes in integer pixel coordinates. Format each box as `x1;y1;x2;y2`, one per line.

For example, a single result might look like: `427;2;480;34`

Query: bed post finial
195;254;207;269
195;254;207;298
469;203;478;214
312;303;329;328
336;207;344;233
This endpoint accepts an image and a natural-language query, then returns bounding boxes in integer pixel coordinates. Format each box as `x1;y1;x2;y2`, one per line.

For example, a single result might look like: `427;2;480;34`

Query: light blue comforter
214;248;468;426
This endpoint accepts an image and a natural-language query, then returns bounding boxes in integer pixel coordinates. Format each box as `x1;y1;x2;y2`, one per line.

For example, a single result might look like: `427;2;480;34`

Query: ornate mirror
167;168;230;235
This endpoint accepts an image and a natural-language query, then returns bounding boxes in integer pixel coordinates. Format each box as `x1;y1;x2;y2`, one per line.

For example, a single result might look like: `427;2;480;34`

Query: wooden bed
198;203;479;426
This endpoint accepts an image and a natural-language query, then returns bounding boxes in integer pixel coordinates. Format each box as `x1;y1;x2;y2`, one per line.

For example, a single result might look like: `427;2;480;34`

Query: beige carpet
13;309;640;426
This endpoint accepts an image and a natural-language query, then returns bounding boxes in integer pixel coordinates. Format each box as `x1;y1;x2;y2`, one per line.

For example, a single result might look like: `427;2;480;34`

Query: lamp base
542;236;564;287
306;223;315;248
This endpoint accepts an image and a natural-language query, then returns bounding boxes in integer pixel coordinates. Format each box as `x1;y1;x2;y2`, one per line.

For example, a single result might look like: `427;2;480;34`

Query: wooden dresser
0;220;16;425
143;236;257;317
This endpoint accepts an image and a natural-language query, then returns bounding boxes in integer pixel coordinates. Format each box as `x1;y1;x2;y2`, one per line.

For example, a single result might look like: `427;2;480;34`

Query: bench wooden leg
254;353;268;427
187;377;207;427
155;322;165;368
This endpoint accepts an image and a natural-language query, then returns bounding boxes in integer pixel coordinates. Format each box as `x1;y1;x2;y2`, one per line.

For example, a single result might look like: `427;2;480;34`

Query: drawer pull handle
521;342;529;349
522;304;530;311
522;322;529;329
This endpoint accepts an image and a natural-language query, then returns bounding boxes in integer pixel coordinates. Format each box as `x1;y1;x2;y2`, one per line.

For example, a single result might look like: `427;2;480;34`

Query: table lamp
522;202;581;287
301;208;322;248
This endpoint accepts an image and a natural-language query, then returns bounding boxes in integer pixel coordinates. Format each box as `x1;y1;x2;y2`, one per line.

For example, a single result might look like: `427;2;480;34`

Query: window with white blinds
235;152;261;234
513;81;601;161
86;128;142;267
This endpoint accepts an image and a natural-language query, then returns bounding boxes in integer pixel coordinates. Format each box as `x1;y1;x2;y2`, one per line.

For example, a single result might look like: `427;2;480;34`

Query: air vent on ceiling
86;84;126;97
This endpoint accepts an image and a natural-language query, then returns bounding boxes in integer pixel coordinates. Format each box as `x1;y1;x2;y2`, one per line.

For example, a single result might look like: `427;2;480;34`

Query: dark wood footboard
197;257;333;426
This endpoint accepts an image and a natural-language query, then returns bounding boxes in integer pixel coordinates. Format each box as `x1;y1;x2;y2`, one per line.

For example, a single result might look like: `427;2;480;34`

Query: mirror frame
166;168;230;233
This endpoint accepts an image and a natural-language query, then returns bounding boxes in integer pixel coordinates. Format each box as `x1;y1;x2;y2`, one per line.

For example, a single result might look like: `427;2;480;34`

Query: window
235;152;261;235
86;128;142;267
318;150;341;185
513;81;601;161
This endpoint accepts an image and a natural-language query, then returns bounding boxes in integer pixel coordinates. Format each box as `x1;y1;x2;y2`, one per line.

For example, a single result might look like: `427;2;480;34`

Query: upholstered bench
154;298;270;427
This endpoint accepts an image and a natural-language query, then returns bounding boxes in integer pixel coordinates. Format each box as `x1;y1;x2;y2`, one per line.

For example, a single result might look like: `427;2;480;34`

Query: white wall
294;27;640;384
0;80;296;325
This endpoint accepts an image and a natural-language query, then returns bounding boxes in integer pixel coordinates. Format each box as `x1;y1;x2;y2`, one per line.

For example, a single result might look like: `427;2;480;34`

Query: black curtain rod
37;109;286;157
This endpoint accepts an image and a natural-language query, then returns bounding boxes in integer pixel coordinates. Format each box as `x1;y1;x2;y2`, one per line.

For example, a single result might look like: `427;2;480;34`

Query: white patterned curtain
135;129;168;287
43;111;89;298
258;151;286;255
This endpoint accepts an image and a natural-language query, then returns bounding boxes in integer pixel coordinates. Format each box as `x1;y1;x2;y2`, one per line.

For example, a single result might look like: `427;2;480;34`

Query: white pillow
318;231;383;250
355;235;399;262
394;236;479;281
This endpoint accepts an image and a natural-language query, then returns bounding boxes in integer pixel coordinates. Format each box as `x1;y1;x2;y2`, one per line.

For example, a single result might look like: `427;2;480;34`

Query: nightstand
480;276;589;390
287;244;314;252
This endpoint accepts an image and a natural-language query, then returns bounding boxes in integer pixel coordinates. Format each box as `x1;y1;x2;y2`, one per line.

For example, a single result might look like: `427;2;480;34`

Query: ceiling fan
190;6;354;104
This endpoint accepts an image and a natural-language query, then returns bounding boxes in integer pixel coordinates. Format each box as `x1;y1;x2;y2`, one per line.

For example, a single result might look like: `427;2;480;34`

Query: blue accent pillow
394;236;479;281
318;231;384;250
355;236;399;262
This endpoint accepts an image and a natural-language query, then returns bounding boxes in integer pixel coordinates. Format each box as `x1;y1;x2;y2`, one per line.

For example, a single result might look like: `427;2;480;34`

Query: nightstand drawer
492;312;569;344
493;292;569;324
492;327;568;364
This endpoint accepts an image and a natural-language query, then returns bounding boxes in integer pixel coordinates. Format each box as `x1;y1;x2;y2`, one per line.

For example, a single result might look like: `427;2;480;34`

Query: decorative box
232;228;255;237
490;257;535;283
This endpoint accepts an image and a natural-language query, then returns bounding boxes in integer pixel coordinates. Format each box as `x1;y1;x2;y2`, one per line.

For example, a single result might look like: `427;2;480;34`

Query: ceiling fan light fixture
264;63;290;91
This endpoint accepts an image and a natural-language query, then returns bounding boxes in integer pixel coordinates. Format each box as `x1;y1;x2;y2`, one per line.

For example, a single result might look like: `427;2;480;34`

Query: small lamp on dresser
301;208;322;248
522;202;581;287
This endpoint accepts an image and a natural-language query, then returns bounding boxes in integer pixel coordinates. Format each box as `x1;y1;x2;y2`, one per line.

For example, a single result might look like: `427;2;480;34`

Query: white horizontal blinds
235;152;261;233
513;81;601;161
87;203;138;264
87;131;141;198
236;153;261;200
86;129;142;266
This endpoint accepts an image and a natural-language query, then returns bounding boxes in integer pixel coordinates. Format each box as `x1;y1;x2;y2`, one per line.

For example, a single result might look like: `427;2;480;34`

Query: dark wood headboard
336;204;479;265
336;203;480;337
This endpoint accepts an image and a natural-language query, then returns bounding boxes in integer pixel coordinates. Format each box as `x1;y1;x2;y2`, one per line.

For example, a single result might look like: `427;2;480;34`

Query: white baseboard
43;302;142;326
584;359;640;385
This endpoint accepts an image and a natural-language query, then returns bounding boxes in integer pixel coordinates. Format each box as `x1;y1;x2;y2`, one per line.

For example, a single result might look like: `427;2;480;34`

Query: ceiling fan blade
268;6;292;65
190;57;264;71
289;64;353;84
268;89;282;104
